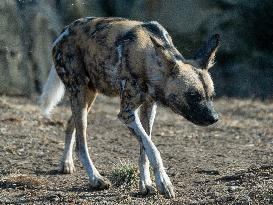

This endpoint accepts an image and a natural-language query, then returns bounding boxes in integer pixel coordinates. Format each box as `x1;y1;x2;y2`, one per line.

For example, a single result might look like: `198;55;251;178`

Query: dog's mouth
168;103;196;123
168;102;217;126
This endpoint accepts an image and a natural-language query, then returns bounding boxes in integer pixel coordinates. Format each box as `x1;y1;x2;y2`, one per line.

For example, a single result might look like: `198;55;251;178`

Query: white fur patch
39;66;65;117
120;79;126;91
163;30;170;44
150;21;170;44
108;45;123;86
128;111;163;169
53;28;70;47
148;103;157;135
128;111;173;196
207;50;217;69
62;131;75;167
85;16;95;20
57;53;62;61
150;21;160;26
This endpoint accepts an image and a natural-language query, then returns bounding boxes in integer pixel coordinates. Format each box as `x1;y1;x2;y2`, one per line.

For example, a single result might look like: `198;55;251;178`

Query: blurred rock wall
0;0;61;95
0;0;272;98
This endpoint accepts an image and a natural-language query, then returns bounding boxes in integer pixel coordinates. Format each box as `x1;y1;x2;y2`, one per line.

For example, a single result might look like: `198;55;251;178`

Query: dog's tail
39;66;65;117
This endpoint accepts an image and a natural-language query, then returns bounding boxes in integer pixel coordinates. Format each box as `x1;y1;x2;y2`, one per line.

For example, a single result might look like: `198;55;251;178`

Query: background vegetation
0;0;272;98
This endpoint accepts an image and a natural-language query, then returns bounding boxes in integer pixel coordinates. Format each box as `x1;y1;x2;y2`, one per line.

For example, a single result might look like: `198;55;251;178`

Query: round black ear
194;34;220;69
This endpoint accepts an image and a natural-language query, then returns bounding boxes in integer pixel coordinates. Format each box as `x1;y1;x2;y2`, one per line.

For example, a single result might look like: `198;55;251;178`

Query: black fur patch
83;25;92;34
174;54;184;61
86;18;126;39
142;22;164;40
89;23;110;38
115;29;138;47
142;22;171;47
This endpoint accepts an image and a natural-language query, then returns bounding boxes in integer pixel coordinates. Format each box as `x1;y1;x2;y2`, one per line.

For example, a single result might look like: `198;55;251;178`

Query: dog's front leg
139;101;157;195
118;104;175;198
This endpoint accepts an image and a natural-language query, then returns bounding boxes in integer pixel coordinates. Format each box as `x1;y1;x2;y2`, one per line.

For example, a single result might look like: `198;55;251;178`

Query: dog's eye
187;92;202;102
169;94;178;103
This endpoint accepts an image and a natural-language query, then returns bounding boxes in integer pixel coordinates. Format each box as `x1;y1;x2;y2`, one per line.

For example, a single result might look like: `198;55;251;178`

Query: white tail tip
39;66;65;118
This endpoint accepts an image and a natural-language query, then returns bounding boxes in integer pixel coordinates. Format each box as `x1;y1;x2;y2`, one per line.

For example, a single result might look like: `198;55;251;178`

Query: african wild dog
40;17;220;198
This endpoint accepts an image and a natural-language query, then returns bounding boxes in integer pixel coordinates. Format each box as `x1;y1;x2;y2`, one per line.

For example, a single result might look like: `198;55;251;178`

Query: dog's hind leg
61;89;98;174
61;116;76;174
70;85;111;189
139;101;157;195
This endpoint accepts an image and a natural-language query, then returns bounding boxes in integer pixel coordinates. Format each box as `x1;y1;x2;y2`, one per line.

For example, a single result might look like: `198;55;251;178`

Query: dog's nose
210;112;219;123
205;101;219;124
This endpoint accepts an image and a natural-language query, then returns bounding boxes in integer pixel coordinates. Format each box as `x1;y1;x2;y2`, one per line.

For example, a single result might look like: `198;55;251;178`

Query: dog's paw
60;161;76;174
155;171;175;198
90;176;111;190
139;181;157;195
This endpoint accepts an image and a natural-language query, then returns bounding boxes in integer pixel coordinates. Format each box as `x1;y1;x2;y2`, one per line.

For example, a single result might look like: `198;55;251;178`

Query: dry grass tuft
109;161;138;188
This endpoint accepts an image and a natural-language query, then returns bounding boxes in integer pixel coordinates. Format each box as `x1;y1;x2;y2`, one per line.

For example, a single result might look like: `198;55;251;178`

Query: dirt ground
0;95;273;205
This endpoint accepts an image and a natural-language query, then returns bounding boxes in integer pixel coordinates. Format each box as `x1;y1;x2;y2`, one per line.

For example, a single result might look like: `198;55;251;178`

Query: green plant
109;161;138;187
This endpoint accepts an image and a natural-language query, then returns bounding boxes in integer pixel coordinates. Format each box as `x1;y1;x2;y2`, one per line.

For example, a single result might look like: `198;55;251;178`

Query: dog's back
52;17;148;96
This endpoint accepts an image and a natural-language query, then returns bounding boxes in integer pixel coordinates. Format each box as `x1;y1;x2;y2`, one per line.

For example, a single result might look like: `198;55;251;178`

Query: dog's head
151;34;220;126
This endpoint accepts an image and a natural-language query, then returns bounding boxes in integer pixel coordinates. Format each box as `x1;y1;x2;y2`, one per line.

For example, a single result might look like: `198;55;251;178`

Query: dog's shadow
34;169;60;176
32;169;157;200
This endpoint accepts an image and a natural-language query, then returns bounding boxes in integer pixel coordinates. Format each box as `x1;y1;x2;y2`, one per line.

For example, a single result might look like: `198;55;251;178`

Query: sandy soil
0;95;273;205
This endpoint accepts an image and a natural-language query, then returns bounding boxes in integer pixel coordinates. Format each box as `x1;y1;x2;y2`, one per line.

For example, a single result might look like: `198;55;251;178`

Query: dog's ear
150;35;180;75
194;34;220;70
150;36;177;62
